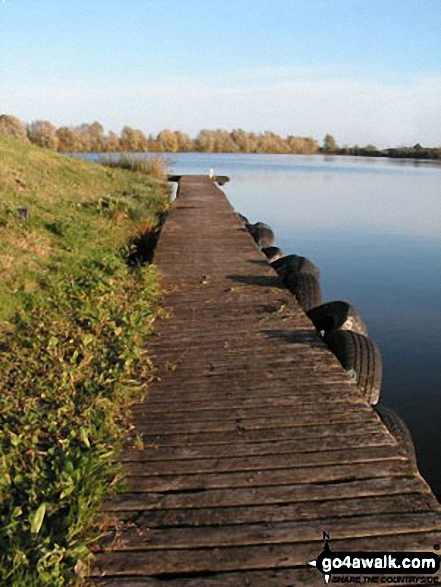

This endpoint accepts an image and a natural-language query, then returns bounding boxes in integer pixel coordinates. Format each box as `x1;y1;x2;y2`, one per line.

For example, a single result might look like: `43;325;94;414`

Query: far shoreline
69;151;441;165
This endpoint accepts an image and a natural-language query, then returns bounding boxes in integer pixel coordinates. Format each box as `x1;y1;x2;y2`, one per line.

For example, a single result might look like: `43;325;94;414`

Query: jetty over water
92;176;441;586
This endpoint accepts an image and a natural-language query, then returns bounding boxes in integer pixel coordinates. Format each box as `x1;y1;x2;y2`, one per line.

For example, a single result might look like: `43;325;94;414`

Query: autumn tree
91;122;105;151
195;129;216;152
256;131;288;154
120;126;148;152
156;129;179;152
230;129;257;153
103;131;120;152
75;122;105;152
175;131;194;152
303;137;320;154
0;114;28;141
212;129;238;152
146;134;159;152
285;136;319;154
56;126;84;152
27;120;59;150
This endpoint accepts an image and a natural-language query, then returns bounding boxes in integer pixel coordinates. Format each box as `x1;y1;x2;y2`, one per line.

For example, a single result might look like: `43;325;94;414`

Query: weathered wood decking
92;176;441;586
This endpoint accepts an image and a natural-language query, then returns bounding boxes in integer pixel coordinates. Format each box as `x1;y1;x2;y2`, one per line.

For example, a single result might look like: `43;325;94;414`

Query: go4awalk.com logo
309;533;441;584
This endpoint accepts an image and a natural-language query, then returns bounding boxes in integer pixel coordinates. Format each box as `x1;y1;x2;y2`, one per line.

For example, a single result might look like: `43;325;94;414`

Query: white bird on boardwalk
209;168;214;179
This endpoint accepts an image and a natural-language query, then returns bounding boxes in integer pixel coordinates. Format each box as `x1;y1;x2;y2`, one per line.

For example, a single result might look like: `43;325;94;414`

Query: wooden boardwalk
92;176;441;586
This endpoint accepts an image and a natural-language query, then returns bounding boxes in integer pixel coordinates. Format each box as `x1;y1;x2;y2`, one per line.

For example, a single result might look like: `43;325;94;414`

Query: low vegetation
0;134;170;585
98;153;168;180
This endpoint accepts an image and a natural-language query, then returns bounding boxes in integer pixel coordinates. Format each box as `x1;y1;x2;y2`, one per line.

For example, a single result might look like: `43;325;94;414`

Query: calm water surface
167;153;441;497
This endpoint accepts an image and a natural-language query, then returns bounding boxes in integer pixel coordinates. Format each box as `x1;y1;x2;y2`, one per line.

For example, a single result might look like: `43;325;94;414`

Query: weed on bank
0;135;169;585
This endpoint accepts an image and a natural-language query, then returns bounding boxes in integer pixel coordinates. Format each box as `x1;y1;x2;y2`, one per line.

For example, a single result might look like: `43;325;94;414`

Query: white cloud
2;68;440;147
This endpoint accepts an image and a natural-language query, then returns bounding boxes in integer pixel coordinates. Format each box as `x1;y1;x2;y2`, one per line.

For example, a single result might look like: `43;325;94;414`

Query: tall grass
99;154;169;181
0;135;170;585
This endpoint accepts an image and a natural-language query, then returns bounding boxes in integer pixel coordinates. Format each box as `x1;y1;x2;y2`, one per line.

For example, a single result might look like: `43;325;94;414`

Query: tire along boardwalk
92;176;441;586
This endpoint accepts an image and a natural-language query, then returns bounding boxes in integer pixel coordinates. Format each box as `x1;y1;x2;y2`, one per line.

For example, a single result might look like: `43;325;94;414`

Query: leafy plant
0;134;170;585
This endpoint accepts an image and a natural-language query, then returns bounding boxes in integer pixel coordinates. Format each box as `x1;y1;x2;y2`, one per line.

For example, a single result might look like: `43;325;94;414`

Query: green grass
0;135;170;585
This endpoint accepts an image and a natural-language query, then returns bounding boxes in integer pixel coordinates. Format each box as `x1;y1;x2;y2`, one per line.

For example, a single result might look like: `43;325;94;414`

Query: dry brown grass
99;153;169;181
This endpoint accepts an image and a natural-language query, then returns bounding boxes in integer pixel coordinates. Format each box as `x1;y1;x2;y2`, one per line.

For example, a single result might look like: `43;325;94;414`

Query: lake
84;152;441;498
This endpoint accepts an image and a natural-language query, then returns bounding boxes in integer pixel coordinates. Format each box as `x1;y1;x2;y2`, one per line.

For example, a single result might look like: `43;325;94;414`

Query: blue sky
1;0;440;147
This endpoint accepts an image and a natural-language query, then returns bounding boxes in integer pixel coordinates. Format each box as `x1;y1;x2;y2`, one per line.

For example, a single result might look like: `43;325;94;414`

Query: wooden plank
139;426;390;447
109;493;437;528
134;417;384;436
149;329;322;342
132;390;366;420
153;350;340;362
103;513;441;550
149;353;344;369
131;404;373;423
137;393;365;411
120;439;397;463
120;460;413;492
120;444;398;474
138;422;382;446
120;446;403;476
91;532;441;577
143;387;364;404
102;477;429;512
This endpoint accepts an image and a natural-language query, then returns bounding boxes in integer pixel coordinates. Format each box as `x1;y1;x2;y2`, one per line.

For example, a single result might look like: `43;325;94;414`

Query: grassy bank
0;135;170;585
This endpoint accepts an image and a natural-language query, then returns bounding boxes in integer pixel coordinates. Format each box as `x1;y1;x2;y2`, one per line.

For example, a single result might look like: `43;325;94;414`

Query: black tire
257;227;275;248
285;272;322;312
324;329;382;404
262;246;283;262
247;221;270;234
271;254;320;280
375;406;418;471
307;301;368;336
248;222;275;248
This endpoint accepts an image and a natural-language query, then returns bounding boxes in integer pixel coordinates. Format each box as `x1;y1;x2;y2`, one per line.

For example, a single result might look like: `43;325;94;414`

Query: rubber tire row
239;210;382;406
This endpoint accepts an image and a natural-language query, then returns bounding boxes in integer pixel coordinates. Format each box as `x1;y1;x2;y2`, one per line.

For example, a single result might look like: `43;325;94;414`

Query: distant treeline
336;143;440;160
1;114;439;160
